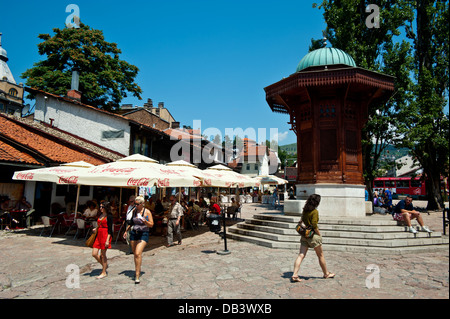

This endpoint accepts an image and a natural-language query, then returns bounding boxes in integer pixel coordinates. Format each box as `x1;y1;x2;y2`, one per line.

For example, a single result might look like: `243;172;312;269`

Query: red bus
373;177;426;199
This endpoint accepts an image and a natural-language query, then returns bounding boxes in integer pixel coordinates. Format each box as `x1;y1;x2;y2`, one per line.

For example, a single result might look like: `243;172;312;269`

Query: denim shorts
130;229;150;242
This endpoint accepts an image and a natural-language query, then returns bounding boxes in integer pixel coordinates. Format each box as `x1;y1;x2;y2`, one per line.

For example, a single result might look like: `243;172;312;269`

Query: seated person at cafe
209;199;221;215
226;197;240;220
198;196;208;208
14;196;32;211
145;196;155;213
83;201;98;220
152;199;168;235
1;196;20;229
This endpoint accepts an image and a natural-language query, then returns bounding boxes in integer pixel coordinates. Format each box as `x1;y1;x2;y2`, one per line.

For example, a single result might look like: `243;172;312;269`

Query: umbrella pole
74;185;80;218
217;187;230;256
119;187;122;217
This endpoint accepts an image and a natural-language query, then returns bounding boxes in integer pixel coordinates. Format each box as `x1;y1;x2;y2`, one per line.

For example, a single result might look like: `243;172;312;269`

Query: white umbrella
203;165;259;188
12;161;96;219
12;161;95;183
253;174;288;185
57;155;202;188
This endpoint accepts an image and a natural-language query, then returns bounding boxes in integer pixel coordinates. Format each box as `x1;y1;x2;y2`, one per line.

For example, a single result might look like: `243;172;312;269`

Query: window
396;180;409;188
8;88;18;97
246;164;250;170
385;181;395;188
254;164;258;171
374;181;384;188
102;130;124;139
411;180;421;188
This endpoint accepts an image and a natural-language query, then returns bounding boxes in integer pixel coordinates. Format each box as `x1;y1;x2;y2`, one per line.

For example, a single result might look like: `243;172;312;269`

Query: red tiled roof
0;115;107;166
0;140;42;165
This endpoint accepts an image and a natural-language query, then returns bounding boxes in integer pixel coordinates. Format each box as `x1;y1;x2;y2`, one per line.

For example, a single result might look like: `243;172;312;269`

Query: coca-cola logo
159;169;181;175
193;180;202;187
58;176;78;184
158;178;170;187
16;173;34;180
127;178;151;186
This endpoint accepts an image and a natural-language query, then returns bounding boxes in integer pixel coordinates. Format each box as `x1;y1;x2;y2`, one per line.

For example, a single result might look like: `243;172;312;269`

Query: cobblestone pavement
0;201;448;301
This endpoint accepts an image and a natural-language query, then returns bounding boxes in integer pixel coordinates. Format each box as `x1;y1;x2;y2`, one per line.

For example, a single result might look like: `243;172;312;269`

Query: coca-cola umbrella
253;175;288;185
164;160;209;200
203;164;259;188
12;161;96;219
57;155;202;188
12;161;95;183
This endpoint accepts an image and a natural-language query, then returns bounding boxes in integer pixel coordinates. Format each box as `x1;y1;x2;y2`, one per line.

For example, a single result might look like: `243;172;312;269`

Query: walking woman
123;196;154;284
291;194;335;282
92;201;113;279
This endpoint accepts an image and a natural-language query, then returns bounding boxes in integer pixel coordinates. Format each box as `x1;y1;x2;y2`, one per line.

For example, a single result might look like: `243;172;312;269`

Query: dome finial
322;30;328;47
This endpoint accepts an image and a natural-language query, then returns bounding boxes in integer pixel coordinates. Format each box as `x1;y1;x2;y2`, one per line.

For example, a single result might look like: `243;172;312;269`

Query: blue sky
1;0;329;146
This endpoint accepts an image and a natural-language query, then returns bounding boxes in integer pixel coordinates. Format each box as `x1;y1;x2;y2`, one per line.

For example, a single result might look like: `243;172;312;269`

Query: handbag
85;228;98;247
296;219;315;238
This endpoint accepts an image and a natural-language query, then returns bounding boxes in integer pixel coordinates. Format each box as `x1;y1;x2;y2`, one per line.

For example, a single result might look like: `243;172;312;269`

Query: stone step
253;214;401;226
247;217;404;232
229;225;447;247
226;232;449;254
226;212;449;254
237;222;443;240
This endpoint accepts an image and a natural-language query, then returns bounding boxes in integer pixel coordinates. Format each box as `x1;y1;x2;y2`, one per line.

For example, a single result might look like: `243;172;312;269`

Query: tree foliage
22;23;142;110
314;0;449;209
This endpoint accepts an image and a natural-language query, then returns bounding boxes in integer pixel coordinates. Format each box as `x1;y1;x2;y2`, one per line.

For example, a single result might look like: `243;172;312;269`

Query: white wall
34;94;130;155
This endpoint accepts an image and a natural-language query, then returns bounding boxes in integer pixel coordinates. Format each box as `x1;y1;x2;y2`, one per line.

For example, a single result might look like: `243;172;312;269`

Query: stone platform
227;213;449;254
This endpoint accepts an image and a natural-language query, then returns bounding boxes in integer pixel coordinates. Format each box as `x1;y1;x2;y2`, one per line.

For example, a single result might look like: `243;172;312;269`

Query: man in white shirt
166;195;184;247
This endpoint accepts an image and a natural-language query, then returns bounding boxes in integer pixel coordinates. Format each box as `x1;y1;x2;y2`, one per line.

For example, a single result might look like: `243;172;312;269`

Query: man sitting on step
392;195;433;234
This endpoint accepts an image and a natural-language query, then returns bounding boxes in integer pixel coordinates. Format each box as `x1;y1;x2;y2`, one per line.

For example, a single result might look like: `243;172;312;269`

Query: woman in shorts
124;196;154;284
291;194;335;282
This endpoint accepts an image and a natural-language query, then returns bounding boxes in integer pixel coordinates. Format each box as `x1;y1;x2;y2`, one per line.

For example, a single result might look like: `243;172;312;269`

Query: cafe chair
114;222;124;245
1;211;11;230
73;219;90;239
24;209;35;228
113;222;125;245
191;212;201;230
236;206;242;220
40;216;57;237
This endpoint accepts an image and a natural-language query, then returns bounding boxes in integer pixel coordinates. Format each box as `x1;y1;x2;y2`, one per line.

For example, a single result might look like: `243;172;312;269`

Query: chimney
158;102;164;108
143;98;153;109
171;121;180;129
67;68;82;101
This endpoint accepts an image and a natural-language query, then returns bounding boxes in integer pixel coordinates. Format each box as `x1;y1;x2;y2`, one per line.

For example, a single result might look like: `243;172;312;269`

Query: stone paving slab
0;202;448;302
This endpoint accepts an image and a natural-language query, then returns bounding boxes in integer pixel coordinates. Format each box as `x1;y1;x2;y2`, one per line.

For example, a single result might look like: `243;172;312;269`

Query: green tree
22;23;142;111
397;0;449;209
314;0;449;209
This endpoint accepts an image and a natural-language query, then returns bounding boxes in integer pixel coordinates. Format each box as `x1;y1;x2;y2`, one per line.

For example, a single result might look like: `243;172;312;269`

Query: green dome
296;47;356;72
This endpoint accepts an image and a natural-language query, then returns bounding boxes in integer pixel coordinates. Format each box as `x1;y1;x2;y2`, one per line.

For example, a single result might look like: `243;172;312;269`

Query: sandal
96;273;107;279
323;272;335;279
290;276;303;283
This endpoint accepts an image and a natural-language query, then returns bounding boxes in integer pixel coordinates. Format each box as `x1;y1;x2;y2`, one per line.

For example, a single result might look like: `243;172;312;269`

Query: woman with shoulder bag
291;194;335;283
124;196;154;284
92;201;113;279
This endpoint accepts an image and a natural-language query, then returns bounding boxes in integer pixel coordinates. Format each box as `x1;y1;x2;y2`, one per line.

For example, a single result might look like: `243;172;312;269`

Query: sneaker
421;226;433;233
409;227;418;234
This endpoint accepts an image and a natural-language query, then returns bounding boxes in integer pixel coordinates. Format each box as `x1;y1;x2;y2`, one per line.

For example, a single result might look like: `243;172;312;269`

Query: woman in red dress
92;201;113;279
